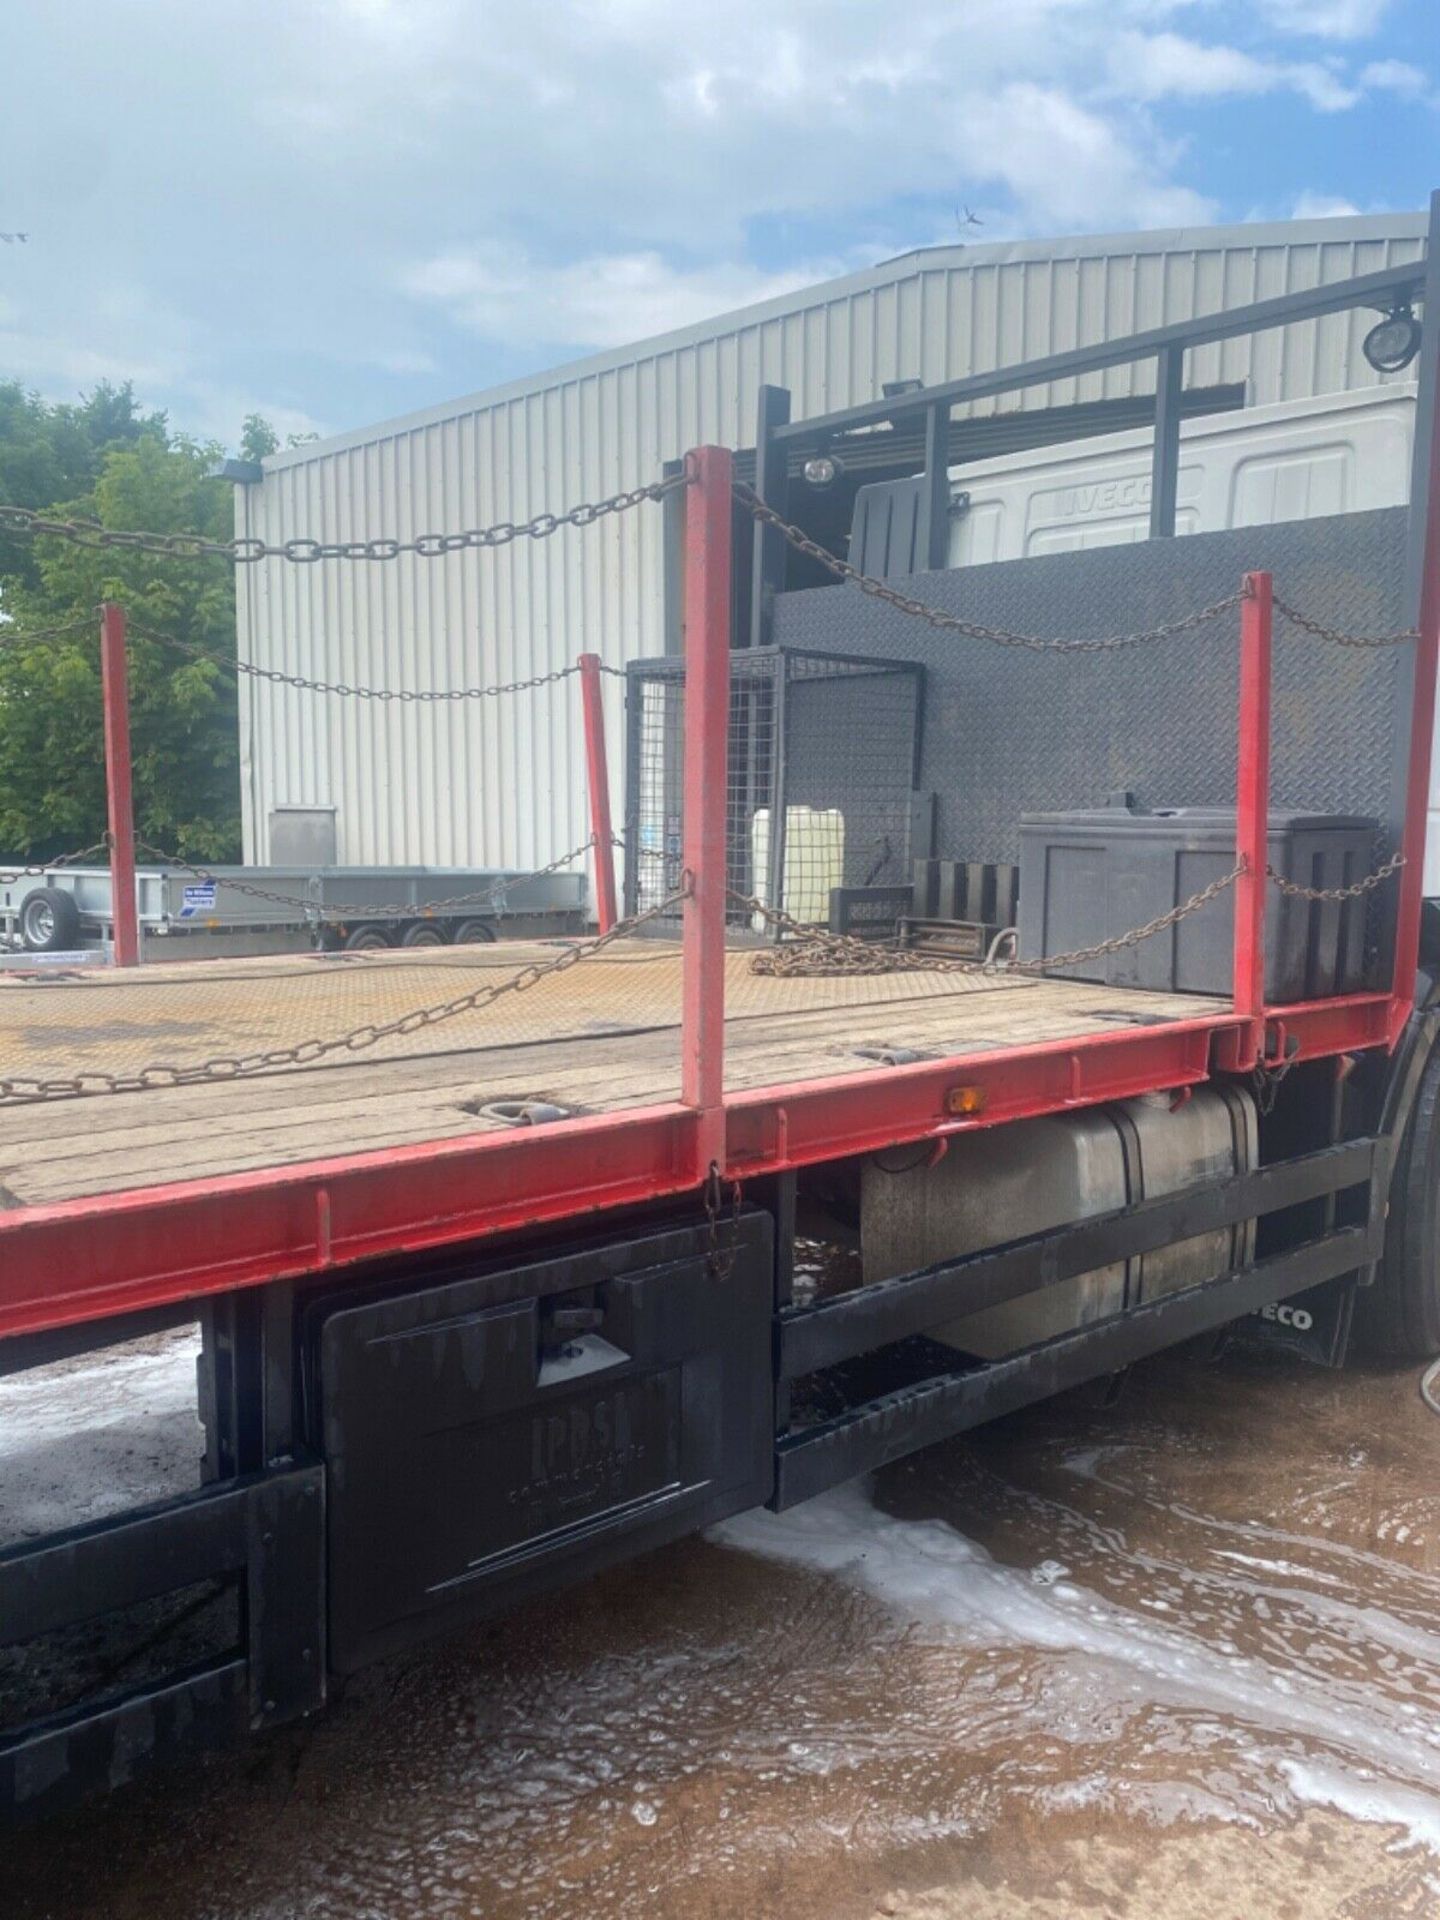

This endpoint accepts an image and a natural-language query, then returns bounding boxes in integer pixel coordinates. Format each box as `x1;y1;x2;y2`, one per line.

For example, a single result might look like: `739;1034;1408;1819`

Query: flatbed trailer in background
0;860;587;961
2;195;1439;1826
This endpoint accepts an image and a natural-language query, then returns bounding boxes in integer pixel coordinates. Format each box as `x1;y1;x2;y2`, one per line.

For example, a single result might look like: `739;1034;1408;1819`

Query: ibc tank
750;806;845;928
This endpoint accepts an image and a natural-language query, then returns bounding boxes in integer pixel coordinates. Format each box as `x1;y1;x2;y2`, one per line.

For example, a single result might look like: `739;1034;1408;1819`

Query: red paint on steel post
578;652;618;933
681;446;733;1174
1233;572;1272;1068
100;602;140;967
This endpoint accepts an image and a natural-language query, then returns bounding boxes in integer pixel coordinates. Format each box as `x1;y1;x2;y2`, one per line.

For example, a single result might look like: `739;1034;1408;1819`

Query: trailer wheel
342;924;396;951
452;919;495;945
19;886;82;953
1357;1043;1440;1360
400;921;448;948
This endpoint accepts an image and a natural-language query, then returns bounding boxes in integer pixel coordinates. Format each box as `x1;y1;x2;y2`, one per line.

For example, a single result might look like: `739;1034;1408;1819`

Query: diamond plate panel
772;509;1412;868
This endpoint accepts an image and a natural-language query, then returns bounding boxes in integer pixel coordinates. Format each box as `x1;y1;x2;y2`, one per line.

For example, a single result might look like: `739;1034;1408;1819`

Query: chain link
0;613;100;647
0;473;690;568
1266;849;1405;900
735;483;1247;653
703;1161;744;1280
0;886;689;1105
740;864;1248;978
0;840;112;886
130;625;586;702
130;833;600;924
1273;597;1419;650
739;843;1405;981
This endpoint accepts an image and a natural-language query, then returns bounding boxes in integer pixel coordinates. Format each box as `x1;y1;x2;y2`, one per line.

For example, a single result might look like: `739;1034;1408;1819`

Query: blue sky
0;0;1436;450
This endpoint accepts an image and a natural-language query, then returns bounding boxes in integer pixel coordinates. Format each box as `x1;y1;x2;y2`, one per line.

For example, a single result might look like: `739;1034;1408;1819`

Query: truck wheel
342;924;396;951
401;922;447;948
452;919;495;945
1357;1043;1440;1360
19;886;82;952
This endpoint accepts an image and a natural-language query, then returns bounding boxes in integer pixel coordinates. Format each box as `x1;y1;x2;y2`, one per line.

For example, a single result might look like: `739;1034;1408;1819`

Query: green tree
239;412;279;462
0;382;167;590
0;395;254;859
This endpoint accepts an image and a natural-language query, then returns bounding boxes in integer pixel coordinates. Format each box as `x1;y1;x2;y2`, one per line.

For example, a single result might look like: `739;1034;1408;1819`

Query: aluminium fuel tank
860;1084;1256;1360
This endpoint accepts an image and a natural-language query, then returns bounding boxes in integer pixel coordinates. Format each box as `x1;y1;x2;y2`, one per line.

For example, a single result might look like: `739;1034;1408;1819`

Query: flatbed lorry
2;200;1439;1824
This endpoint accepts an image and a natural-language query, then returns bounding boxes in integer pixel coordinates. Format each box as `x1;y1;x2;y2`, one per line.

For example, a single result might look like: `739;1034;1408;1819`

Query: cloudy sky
1;0;1435;450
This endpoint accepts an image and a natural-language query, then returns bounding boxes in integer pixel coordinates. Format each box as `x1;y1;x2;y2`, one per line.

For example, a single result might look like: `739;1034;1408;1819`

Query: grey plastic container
1017;798;1378;1000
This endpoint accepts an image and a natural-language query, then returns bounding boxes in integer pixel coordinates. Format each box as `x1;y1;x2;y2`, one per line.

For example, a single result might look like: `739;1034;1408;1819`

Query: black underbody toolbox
310;1213;774;1672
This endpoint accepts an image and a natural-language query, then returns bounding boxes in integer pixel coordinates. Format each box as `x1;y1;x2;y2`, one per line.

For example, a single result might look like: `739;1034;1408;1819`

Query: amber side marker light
944;1084;987;1116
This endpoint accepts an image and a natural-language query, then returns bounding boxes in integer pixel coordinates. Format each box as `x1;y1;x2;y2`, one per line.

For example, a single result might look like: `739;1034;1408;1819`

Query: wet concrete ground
5;1325;1440;1919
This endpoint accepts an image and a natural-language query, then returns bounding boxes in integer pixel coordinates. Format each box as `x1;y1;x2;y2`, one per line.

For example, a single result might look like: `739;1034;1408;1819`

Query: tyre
400;922;447;948
342;924;396;951
19;886;82;953
1356;1042;1440;1359
451;919;496;945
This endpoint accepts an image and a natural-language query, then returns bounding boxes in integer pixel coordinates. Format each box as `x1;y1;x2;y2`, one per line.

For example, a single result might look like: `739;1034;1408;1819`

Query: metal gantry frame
753;253;1430;554
0;207;1437;1344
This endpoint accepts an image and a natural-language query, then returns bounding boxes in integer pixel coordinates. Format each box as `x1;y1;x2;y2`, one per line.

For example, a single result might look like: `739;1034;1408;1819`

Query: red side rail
681;446;732;1175
578;652;618;933
100;602;140;968
1233;572;1272;1070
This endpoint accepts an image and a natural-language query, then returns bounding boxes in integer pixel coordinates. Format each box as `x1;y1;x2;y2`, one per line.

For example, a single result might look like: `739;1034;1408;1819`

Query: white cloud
402;246;843;351
0;0;1415;442
954;84;1216;232
1112;32;1360;110
1291;190;1364;218
1360;59;1431;99
1256;0;1392;37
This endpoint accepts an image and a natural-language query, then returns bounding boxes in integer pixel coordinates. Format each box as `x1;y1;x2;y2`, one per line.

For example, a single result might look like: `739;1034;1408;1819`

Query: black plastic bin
1018;798;1378;1000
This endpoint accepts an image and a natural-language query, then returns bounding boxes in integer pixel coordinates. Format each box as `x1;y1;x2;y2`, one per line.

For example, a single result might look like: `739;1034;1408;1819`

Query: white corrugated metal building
234;211;1428;877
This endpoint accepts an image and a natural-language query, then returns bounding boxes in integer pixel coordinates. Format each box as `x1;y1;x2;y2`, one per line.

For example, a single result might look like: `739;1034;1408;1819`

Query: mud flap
1224;1273;1358;1368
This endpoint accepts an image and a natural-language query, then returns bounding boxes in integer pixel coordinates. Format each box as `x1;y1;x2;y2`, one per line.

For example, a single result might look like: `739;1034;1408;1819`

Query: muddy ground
4;1325;1440;1919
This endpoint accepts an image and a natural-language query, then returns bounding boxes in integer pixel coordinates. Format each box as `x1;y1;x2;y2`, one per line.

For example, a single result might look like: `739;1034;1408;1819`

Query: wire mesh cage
623;647;926;934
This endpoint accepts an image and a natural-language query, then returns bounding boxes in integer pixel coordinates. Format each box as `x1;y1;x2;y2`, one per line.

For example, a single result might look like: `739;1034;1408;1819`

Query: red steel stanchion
1233;571;1272;1068
100;601;140;967
681;448;732;1176
578;651;618;933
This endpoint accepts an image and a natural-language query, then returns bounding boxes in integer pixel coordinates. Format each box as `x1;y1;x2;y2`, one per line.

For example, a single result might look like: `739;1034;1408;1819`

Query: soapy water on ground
5;1316;1440;1918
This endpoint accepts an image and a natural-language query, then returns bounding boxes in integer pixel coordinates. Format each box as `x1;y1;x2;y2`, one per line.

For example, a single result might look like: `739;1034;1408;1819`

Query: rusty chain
1267;848;1405;899
0;472;690;567
1272;597;1418;650
741;864;1249;978
703;1161;745;1280
735;483;1248;653
739;842;1405;980
130;832;601;924
0;840;112;886
0;885;689;1105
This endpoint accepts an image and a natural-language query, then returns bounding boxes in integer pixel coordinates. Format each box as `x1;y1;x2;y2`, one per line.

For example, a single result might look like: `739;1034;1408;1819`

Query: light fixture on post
802;450;843;490
1363;301;1422;374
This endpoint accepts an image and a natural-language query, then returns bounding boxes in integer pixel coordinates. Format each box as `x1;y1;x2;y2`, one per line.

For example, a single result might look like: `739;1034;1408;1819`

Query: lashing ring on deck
474;1098;582;1127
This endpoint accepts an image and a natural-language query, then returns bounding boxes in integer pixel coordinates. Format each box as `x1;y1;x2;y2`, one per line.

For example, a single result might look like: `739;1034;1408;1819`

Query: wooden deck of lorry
0;937;1230;1210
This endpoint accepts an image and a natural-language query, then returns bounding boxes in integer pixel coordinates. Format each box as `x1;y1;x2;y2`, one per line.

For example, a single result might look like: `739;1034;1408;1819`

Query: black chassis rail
0;1464;324;1824
771;1133;1387;1510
